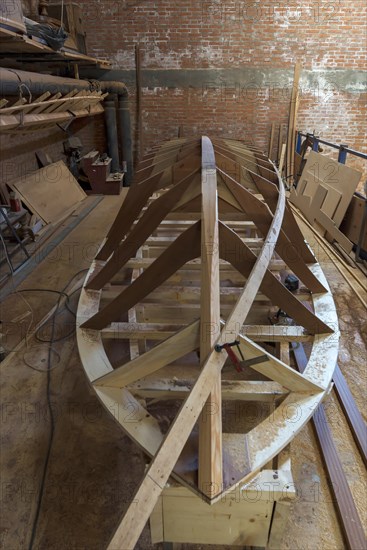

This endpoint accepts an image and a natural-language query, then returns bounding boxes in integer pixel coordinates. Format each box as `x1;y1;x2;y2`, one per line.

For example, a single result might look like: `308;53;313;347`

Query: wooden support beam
128;378;288;401
94;320;200;388
236;334;324;393
198;136;222;498
101;323;312;342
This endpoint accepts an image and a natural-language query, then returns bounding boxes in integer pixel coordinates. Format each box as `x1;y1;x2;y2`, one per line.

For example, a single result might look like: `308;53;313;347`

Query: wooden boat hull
76;137;339;549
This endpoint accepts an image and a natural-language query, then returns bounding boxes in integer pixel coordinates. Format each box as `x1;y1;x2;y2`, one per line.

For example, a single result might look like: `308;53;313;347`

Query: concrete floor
0;195;366;549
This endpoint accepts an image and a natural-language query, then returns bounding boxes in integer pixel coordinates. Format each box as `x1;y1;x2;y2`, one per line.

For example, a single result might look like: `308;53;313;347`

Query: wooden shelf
0;26;111;69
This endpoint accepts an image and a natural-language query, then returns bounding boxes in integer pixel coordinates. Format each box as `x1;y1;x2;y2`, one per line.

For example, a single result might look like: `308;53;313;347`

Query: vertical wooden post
268;122;275;159
286;63;301;182
198;136;222;498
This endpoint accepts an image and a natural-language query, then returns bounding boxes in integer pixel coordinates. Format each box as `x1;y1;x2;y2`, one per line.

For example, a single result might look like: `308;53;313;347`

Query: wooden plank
221;170;327;293
267;501;291;549
95;386;163;456
292;344;366;550
122;257;287;271
340;194;367;249
102;322;313;342
102;285;311;305
216;159;316;265
128;378;288;401
333;364;367;467
198;136;222;498
315;208;354;253
0;104;104;132
161;486;273;546
150;496;164;544
293;207;367;308
9;161;86;224
278;143;286;175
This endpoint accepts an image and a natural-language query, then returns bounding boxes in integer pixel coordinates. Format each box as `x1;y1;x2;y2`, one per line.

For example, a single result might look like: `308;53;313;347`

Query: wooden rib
82;221;202;329
135;142;200;178
214;141;277;181
218;223;332;335
106;137;286;550
215;153;315;264
198;136;222;498
216;174;249;211
219;169;327;293
94;320;200;388
292;343;366;550
95;386;163;455
137;142;199;169
97;159;201;260
87;170;200;290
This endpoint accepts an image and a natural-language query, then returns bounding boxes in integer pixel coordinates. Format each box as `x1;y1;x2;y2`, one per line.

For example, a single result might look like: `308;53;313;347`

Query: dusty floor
0;195;366;549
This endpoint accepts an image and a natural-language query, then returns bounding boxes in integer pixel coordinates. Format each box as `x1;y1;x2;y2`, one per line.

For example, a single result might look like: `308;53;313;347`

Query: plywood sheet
10;161;86;224
340;194;367;249
290;151;361;232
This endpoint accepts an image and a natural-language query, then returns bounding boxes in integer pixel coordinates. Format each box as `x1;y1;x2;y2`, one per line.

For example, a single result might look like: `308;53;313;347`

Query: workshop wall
76;0;366;179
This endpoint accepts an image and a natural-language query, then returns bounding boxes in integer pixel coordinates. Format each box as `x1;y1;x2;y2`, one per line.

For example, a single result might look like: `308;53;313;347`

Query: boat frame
76;136;339;549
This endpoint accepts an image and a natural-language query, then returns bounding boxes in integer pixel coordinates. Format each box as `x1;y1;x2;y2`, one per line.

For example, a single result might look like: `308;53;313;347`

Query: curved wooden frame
76;136;339;550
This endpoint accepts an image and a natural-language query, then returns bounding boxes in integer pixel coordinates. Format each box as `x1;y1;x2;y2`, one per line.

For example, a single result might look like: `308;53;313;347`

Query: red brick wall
1;1;365;192
76;0;366;183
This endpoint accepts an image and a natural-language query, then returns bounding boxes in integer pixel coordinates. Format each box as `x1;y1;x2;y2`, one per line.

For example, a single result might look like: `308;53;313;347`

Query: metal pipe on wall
0;68;133;184
104;96;120;173
118;96;133;186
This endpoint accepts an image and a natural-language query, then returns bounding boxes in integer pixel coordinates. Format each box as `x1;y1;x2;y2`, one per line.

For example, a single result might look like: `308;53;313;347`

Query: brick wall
76;0;366;184
1;1;365;192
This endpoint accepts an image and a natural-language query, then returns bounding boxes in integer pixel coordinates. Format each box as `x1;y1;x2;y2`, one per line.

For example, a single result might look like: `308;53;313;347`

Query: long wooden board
9;161;86;224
